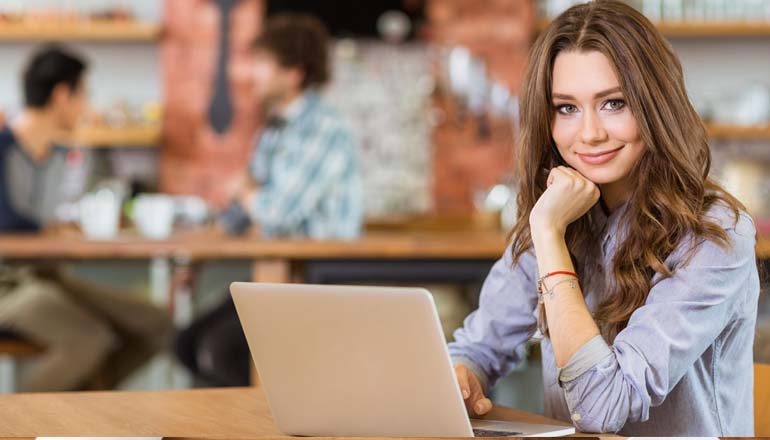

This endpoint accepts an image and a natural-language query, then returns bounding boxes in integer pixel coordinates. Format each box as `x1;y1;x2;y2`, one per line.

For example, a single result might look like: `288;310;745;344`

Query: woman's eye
602;99;625;111
555;104;578;115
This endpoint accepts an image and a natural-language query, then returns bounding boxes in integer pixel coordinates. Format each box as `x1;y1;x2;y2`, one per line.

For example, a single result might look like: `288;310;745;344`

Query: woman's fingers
467;385;488;416
547;166;568;187
553;166;599;197
474;397;494;416
454;365;472;399
455;364;493;417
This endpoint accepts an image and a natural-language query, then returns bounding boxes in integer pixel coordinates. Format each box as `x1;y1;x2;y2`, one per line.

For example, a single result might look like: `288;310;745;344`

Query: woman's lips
576;145;624;165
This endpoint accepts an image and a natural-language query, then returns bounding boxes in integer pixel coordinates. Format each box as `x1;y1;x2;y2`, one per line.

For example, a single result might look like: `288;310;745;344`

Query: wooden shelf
72;125;160;148
536;20;770;37
656;21;770;37
706;123;770;140
0;20;160;42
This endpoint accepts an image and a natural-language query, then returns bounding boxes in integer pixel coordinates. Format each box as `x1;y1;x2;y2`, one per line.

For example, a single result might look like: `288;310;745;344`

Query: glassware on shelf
326;40;434;217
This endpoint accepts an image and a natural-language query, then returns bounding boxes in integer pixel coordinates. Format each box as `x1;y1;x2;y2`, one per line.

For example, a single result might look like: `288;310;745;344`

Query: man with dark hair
23;46;88;109
231;12;363;239
1;45;88;231
251;13;330;98
0;45;172;391
175;14;363;386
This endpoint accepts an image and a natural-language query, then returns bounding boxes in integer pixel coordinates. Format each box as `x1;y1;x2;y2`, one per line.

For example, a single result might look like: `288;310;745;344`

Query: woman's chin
574;169;625;186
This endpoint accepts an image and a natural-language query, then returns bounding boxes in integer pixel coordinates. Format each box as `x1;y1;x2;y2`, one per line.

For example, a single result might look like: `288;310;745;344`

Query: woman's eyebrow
552;87;623;100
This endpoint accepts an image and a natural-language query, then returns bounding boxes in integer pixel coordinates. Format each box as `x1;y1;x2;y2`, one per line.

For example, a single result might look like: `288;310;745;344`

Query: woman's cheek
552;118;576;149
602;112;639;142
552;119;580;164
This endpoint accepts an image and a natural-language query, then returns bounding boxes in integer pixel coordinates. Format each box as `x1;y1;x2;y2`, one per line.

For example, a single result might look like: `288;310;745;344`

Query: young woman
448;1;759;436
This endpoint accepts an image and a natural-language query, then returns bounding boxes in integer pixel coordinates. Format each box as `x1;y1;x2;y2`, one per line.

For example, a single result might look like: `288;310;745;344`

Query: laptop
230;282;576;438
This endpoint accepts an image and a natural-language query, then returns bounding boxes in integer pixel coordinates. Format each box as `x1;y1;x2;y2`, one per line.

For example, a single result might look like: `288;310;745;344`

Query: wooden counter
1;228;767;260
0;387;577;438
0;228;508;261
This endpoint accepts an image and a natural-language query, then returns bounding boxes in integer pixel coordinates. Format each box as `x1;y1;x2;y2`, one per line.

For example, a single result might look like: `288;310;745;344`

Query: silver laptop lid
231;282;474;437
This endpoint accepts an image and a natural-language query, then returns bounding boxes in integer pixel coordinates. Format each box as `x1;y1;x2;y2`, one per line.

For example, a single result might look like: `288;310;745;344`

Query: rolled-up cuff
557;334;613;385
452;356;491;395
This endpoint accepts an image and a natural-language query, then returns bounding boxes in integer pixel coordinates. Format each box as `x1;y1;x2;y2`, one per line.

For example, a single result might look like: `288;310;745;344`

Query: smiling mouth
578;145;624;157
576;145;625;165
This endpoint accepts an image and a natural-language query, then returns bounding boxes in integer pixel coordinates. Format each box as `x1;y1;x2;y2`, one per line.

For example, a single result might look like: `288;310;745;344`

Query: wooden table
0;227;508;271
0;228;510;307
0;387;579;438
0;228;508;259
2;226;767;263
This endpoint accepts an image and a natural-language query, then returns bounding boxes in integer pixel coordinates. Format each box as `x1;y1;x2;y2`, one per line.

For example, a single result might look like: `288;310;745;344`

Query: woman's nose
580;110;608;145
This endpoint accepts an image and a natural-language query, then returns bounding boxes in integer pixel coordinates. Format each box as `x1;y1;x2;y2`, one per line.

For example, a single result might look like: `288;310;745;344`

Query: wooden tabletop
0;387;575;438
0;228;509;261
1;227;768;261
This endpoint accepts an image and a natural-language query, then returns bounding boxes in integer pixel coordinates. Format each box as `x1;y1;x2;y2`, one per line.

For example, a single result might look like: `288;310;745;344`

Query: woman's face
550;50;646;189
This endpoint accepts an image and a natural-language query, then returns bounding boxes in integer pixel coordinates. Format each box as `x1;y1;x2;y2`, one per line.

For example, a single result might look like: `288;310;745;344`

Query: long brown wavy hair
509;0;745;342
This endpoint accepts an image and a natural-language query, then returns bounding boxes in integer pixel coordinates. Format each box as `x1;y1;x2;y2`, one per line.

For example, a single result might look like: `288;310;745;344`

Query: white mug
133;194;175;240
79;189;120;240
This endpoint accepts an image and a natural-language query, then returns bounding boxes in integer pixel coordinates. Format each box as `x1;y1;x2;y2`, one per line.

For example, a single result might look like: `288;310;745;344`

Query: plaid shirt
247;91;363;239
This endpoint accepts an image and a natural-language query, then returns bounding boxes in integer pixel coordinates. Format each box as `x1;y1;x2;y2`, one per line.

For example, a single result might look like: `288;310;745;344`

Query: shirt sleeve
557;213;757;433
447;244;540;392
247;119;354;236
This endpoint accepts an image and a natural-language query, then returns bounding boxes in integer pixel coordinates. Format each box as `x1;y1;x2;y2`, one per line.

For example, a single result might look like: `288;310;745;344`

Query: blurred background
0;0;767;416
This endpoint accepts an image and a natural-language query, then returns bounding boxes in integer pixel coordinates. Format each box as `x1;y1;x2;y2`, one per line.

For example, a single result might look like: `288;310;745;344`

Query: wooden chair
0;332;44;393
756;362;770;436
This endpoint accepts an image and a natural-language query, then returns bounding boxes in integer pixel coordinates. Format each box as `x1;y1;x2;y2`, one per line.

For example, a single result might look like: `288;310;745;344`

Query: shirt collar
591;199;630;253
281;90;319;123
593;199;629;225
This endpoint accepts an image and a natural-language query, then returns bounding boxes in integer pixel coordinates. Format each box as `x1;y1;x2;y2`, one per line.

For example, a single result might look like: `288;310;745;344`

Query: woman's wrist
530;222;566;245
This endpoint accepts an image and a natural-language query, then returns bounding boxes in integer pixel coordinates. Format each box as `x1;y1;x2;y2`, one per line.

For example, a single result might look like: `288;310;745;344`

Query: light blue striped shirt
247;91;363;240
448;201;759;436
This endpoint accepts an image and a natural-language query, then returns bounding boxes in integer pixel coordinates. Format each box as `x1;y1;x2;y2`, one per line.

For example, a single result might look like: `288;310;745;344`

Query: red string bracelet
541;270;577;279
537;271;578;293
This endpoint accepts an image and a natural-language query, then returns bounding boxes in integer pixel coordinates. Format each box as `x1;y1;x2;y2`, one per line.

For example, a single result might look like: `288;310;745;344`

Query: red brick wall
160;0;262;207
427;0;535;213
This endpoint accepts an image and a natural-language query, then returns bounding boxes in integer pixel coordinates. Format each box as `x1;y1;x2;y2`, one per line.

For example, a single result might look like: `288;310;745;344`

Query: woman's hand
529;166;600;236
455;364;493;417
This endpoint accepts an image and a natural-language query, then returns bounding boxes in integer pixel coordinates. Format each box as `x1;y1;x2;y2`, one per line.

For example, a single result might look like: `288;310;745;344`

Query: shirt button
571;413;582;422
596;265;603;273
